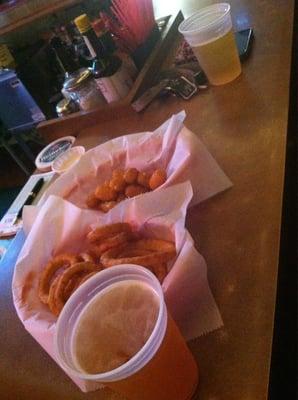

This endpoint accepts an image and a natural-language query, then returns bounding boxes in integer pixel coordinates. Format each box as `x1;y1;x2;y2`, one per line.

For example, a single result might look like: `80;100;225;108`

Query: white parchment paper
12;182;223;393
36;111;232;213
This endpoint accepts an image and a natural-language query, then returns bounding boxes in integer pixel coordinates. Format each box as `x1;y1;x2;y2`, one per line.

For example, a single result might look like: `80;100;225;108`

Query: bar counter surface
0;0;294;399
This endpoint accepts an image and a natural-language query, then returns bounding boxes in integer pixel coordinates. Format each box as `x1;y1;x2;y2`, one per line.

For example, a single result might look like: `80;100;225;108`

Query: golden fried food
78;271;97;286
117;248;152;257
85;167;167;212
47;275;61;316
149;169;167;190
48;269;98;317
63;268;99;300
93;232;134;255
137;171;151;188
86;193;100;209
150;263;167;284
95;182;117;202
122;253;166;284
100;239;176;268
54;262;101;315
117;193;127;202
78;252;96;263
100;201;117;213
63;275;81;301
109;175;126;192
91;228;174;283
125;184;148;198
87;222;132;244
37;223;175;317
38;253;79;304
124;168;138;184
89;245;105;259
112;169;125;179
133;239;176;254
113;248;167;285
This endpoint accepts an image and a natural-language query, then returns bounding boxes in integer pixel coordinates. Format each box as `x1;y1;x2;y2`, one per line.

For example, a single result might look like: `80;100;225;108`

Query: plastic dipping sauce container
54;265;198;400
178;3;241;85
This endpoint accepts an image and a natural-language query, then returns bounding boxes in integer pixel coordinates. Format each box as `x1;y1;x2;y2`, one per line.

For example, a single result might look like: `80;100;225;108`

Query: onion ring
88;245;106;259
112;247;168;282
132;239;175;253
78;252;96;263
150;263;168;283
89;232;134;258
47;275;61;316
87;223;132;244
63;274;83;300
101;239;176;268
97;232;135;253
38;254;79;304
54;262;101;314
78;271;98;286
117;248;152;258
117;247;168;282
63;268;98;301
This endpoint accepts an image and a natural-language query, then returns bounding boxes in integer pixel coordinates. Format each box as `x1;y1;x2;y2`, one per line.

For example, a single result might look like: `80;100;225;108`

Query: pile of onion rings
87;223;176;284
86;168;167;212
38;252;103;316
38;222;176;316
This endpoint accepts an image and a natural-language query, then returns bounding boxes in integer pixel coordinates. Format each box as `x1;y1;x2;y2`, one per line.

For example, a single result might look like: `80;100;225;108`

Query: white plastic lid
35;136;76;171
54;265;167;382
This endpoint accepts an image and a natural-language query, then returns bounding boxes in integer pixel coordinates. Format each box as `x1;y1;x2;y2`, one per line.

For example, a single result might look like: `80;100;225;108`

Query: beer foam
71;280;160;374
179;4;232;47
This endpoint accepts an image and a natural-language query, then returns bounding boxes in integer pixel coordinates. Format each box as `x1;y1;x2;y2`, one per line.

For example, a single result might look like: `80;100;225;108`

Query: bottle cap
74;14;91;34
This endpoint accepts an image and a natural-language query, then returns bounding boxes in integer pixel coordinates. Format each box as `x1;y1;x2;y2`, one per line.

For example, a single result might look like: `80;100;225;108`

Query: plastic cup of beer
178;3;241;85
54;265;199;400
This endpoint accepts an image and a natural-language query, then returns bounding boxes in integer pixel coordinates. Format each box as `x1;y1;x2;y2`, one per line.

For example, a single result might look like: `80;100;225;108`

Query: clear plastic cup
54;265;198;400
178;3;241;85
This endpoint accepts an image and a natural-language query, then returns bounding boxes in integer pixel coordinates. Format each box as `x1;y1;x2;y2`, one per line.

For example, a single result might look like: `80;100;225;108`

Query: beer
71;279;198;400
192;28;241;85
72;281;160;374
108;313;199;400
179;3;242;85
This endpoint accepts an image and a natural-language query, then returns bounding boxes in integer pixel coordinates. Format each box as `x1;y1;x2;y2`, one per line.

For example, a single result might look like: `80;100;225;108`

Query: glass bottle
74;14;133;103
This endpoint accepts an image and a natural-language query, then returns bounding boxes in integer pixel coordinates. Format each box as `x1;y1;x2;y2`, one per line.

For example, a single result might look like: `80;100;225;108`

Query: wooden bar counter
0;0;294;399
